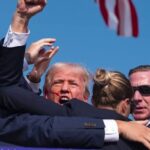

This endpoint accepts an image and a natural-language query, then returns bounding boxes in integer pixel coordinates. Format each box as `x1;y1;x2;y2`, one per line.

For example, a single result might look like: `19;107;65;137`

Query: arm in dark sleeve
0;114;105;148
0;39;25;86
20;76;42;95
0;86;67;116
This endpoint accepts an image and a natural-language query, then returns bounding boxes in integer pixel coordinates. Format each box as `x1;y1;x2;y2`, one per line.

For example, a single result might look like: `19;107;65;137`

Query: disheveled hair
44;62;91;98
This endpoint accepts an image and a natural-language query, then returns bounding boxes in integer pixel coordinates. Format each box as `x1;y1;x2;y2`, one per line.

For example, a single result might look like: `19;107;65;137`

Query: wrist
11;11;29;33
25;53;32;64
27;71;41;83
116;120;126;136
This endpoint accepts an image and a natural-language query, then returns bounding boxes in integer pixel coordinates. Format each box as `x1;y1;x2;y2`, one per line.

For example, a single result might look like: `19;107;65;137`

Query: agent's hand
25;38;56;64
28;46;59;83
117;120;150;149
17;0;47;18
11;0;47;32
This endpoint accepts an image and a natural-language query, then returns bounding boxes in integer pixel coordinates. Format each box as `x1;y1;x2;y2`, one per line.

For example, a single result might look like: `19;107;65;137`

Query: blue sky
0;0;150;90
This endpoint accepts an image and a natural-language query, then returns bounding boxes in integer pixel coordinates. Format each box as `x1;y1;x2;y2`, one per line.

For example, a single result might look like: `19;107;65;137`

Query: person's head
43;62;90;104
129;65;150;120
92;68;133;117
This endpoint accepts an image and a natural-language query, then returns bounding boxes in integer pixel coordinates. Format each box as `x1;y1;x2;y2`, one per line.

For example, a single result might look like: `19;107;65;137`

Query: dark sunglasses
132;85;150;96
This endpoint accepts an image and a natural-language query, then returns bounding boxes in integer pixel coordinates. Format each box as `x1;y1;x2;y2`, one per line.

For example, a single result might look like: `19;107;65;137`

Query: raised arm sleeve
0;40;25;86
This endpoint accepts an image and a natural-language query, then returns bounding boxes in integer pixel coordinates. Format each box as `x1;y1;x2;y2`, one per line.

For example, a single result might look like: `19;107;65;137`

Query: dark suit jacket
0;41;146;149
0;40;106;148
0;114;105;148
97;109;146;150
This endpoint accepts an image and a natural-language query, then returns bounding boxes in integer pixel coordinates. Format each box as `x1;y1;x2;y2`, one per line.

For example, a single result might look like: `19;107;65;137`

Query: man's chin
133;113;149;120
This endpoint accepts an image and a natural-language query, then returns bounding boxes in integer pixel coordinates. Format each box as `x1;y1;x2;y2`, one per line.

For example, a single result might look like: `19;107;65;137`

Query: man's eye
53;81;62;85
70;82;78;86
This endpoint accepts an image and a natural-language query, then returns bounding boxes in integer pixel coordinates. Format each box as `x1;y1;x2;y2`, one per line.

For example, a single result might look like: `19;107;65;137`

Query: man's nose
61;82;69;91
133;90;143;102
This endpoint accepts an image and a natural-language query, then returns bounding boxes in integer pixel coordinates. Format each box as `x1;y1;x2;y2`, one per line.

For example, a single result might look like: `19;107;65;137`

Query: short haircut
128;65;150;76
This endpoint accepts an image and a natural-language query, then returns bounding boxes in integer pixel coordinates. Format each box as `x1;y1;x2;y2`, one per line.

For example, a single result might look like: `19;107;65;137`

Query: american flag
96;0;139;37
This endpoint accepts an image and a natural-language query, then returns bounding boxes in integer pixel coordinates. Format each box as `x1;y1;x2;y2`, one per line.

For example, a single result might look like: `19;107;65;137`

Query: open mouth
59;97;70;104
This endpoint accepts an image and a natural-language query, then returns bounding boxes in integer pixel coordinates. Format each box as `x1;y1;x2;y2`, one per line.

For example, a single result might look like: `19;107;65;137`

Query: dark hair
128;65;150;76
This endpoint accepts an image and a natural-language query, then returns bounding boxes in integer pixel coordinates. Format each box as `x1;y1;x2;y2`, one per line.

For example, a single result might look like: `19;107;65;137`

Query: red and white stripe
96;0;139;37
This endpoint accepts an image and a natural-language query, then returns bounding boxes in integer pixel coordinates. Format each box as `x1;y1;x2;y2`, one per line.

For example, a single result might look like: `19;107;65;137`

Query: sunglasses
132;85;150;96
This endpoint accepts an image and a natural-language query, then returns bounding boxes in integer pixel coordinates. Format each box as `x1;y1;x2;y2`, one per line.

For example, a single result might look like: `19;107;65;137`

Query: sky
0;0;150;92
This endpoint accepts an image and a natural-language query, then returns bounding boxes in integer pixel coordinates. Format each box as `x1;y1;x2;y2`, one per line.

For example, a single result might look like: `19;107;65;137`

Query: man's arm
117;120;150;149
0;0;47;86
0;42;25;86
25;39;59;94
0;85;67;116
1;86;150;149
1;113;150;149
11;0;47;33
0;114;105;148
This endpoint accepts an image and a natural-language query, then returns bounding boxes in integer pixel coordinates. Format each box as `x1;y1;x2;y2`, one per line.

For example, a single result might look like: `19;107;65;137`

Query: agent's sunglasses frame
132;85;150;96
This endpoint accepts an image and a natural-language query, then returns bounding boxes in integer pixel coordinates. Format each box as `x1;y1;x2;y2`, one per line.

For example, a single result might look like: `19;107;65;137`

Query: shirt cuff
24;76;40;94
3;25;30;47
103;119;119;142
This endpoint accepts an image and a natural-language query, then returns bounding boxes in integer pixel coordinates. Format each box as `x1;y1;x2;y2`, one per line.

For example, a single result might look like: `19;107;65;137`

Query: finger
39;0;47;6
39;48;46;56
39;46;58;57
27;5;45;13
141;138;150;150
25;0;35;4
17;0;27;12
48;46;59;58
35;46;59;66
31;42;53;57
44;46;59;58
36;48;58;65
38;46;55;56
34;38;56;50
36;56;49;65
37;38;56;44
25;0;46;4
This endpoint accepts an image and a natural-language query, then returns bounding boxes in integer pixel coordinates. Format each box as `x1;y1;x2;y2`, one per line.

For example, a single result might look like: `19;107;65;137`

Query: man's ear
83;88;90;103
83;96;88;103
116;98;130;117
83;93;89;103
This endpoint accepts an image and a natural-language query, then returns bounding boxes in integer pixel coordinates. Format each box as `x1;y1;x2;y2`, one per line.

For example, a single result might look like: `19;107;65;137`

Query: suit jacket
0;40;146;149
0;114;105;148
96;109;146;150
0;41;105;148
65;99;146;149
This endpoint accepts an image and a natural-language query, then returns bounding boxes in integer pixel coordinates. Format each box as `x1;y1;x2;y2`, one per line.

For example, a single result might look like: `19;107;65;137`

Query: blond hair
92;68;133;108
44;62;91;98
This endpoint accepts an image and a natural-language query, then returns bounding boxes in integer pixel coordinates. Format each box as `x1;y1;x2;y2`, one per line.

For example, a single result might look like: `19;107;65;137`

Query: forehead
130;71;150;86
52;68;84;81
